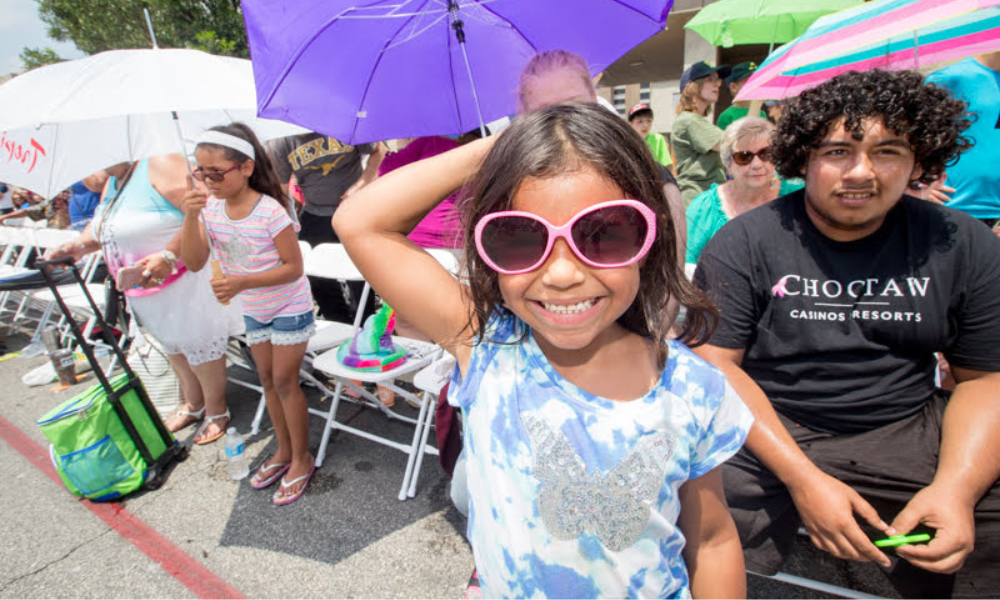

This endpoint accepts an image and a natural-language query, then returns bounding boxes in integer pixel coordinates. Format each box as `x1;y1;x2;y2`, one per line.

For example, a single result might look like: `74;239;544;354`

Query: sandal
193;409;230;445
165;406;205;433
272;461;316;506
250;459;290;489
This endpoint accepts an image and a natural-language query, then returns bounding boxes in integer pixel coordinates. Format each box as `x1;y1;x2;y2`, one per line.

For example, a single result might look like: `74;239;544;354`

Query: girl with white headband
180;123;317;506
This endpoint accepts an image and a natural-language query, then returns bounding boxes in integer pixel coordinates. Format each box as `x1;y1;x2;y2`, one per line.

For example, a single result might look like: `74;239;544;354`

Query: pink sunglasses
474;199;657;275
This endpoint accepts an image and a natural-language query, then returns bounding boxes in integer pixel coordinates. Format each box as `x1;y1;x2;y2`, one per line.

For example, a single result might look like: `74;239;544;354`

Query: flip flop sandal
272;463;316;506
165;407;205;432
250;460;290;489
194;409;230;445
466;569;482;600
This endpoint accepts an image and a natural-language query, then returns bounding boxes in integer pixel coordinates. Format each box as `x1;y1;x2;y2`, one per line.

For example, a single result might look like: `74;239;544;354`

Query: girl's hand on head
209;273;244;303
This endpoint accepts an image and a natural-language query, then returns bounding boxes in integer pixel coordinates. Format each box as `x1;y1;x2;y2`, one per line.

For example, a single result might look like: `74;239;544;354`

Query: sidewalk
0;330;473;599
0;329;898;599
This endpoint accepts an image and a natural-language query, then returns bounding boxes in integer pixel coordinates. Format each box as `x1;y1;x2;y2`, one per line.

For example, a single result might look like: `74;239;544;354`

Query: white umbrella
0;48;306;198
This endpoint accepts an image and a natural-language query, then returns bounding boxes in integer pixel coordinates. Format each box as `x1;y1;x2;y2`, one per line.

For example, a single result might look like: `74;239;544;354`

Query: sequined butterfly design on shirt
218;233;253;267
523;415;674;552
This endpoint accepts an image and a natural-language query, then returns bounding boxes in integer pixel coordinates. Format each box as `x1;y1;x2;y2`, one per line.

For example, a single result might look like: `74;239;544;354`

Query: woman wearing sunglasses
334;102;753;599
686;117;804;265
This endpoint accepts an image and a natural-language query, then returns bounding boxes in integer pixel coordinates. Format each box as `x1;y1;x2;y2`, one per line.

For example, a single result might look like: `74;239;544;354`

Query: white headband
196;130;255;160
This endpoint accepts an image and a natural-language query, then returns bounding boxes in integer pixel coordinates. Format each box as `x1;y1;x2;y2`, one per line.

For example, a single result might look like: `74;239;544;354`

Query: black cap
628;103;653;121
727;61;758;85
680;61;732;92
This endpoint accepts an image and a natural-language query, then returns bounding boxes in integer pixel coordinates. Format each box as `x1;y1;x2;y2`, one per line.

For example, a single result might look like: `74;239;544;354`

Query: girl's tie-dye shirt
202;195;312;322
448;313;752;598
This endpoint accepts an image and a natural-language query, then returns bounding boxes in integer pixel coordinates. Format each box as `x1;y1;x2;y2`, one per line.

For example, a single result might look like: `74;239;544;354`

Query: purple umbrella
244;0;673;144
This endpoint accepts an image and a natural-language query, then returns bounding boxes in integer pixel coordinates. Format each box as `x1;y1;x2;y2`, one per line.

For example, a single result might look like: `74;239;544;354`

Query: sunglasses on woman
474;199;657;275
192;162;242;182
731;147;771;166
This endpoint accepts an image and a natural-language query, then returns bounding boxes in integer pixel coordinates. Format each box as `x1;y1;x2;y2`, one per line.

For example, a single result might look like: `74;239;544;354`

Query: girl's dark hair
459;102;719;369
197;123;290;214
772;69;972;185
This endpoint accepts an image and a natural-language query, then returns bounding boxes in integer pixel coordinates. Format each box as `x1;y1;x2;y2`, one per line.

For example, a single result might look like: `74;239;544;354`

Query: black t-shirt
694;190;1000;434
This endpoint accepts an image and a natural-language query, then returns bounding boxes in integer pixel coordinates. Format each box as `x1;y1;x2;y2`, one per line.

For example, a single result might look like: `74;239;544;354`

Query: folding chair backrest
425;247;463;278
0;227;32;268
303;243;365;282
32;228;80;250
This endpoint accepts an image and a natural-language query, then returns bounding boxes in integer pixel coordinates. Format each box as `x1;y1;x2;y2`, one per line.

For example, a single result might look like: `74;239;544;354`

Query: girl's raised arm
178;178;211;273
333;137;494;360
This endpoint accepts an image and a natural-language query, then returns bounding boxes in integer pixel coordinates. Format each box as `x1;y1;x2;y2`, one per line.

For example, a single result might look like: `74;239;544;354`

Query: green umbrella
685;0;864;49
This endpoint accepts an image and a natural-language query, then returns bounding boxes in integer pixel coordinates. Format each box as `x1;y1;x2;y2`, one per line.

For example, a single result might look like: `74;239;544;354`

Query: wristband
160;249;179;274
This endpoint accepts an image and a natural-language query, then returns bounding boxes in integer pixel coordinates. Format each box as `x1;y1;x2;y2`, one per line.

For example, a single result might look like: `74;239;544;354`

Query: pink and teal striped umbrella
736;0;1000;100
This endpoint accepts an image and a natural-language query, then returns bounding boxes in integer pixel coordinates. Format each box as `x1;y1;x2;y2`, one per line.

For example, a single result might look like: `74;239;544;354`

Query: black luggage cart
35;257;186;491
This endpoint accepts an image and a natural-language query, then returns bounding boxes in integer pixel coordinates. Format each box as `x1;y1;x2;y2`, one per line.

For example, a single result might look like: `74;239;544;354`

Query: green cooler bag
37;373;175;501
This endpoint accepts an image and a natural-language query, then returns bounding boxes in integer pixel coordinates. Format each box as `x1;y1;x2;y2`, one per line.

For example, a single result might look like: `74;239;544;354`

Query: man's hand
890;484;976;574
910;173;954;205
341;177;365;201
788;470;893;567
210;273;244;303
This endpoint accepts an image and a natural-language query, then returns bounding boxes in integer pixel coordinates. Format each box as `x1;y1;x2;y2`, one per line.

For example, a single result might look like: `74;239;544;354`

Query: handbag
126;332;181;418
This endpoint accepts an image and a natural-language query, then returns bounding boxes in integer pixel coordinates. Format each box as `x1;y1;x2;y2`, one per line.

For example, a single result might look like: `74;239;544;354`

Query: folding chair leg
399;389;435;501
250;392;267;436
406;391;438;499
315;380;346;468
31;301;57;339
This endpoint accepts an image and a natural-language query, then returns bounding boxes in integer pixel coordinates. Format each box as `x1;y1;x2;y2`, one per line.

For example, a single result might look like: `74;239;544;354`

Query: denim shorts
243;311;316;346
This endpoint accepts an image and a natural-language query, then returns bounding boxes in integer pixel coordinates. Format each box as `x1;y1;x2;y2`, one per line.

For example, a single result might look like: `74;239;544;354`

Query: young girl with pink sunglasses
334;103;752;598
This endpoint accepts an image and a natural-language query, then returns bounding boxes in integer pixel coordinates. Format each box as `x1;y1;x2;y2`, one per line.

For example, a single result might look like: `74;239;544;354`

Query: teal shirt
926;58;1000;218
685;179;804;264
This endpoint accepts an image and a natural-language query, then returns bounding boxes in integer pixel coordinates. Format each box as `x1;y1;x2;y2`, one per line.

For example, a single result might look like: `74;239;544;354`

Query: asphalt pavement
0;326;900;599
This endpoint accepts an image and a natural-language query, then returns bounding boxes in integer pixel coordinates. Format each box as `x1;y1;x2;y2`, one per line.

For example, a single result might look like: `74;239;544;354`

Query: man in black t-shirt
694;70;1000;598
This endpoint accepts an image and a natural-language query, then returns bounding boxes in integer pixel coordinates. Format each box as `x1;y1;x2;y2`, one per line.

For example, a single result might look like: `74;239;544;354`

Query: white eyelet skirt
127;266;244;366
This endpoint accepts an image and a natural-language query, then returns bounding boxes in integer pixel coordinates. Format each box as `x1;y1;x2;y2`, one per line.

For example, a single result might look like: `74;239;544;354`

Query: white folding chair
308;244;460;500
406;354;456;499
0;226;38;317
7;228;99;340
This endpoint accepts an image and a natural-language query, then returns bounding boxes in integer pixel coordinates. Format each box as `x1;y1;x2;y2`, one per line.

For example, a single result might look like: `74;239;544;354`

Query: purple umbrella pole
449;0;487;138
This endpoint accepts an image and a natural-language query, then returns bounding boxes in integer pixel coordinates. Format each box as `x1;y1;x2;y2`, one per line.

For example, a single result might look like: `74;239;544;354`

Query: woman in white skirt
48;154;240;444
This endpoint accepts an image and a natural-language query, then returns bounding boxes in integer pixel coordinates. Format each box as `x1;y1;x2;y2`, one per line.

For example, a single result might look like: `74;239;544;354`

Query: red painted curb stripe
0;414;245;600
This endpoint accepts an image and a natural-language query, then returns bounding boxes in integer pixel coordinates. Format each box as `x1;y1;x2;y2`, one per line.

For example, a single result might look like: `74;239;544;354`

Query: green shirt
671;111;726;205
685;179;805;264
715;106;767;131
645;132;673;167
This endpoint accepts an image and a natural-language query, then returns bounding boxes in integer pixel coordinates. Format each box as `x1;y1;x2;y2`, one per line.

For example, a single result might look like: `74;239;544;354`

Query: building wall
649;80;681;138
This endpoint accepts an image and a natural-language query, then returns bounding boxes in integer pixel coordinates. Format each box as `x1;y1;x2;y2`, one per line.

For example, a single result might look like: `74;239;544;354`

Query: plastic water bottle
224;427;249;480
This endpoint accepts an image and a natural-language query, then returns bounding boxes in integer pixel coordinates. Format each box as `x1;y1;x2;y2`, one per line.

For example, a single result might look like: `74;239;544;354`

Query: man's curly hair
771;69;972;185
